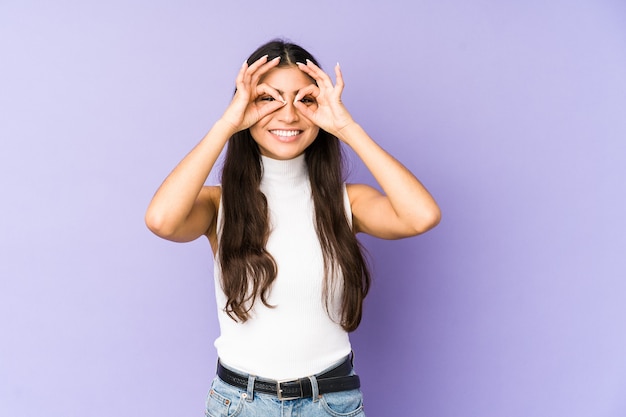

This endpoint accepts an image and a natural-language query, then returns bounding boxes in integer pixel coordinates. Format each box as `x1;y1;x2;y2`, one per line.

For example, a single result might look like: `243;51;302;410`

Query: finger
257;101;285;119
246;54;269;71
241;55;271;87
295;60;323;81
256;83;286;104
334;63;345;95
297;60;334;89
293;99;316;122
249;56;281;87
234;59;249;90
293;84;320;103
254;84;286;119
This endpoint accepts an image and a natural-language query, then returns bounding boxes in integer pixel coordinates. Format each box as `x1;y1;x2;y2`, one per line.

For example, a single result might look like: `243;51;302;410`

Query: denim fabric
205;373;365;417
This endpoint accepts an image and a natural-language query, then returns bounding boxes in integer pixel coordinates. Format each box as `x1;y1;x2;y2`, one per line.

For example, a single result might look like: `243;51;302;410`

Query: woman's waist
214;329;351;380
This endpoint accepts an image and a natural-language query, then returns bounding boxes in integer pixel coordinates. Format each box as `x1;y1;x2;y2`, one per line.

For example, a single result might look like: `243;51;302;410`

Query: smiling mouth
269;129;303;137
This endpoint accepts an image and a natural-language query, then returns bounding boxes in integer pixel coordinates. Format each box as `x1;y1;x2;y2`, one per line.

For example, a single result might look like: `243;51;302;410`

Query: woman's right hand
219;55;286;132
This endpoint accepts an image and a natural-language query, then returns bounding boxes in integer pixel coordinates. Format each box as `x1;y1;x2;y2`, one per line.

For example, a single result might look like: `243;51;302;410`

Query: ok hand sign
293;60;355;138
220;55;287;132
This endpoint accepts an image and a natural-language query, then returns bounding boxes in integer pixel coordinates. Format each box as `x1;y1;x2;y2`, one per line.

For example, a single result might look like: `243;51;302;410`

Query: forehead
259;66;315;91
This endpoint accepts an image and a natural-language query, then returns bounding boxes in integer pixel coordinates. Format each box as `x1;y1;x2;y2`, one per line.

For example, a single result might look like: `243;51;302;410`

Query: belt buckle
276;378;303;401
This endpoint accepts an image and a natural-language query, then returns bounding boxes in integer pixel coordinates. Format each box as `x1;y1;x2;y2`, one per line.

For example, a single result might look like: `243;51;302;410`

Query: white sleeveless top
213;153;353;380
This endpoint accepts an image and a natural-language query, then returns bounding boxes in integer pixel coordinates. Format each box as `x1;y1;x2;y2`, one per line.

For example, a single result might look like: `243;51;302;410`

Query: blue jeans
204;364;365;417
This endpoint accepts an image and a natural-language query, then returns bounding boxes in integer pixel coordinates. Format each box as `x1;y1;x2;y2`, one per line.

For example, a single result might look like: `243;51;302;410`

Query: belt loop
308;375;320;403
245;375;256;402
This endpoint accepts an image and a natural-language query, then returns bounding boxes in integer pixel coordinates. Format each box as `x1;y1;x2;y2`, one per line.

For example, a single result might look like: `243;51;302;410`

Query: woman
145;39;440;417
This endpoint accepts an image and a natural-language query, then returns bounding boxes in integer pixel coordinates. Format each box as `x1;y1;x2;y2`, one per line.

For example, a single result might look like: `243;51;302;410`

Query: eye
299;96;316;105
258;96;275;102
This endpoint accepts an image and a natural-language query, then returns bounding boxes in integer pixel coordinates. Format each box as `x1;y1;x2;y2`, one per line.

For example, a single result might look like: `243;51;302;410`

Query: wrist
215;118;241;136
335;121;362;144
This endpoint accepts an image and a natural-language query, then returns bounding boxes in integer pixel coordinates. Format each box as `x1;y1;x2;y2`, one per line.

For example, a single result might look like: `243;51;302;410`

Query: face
249;66;319;160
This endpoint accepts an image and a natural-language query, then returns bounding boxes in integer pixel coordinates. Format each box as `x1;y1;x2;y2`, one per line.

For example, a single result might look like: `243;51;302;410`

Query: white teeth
270;130;301;137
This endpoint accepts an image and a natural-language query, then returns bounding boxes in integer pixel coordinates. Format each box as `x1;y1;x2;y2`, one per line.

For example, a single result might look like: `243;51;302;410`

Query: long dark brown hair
219;40;370;332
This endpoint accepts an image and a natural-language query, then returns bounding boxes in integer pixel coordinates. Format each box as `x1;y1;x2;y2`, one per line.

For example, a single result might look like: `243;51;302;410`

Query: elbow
411;205;442;236
145;209;176;239
428;206;442;230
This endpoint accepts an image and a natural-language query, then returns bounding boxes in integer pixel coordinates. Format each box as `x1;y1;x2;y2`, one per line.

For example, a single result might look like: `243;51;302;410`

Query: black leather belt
216;356;360;400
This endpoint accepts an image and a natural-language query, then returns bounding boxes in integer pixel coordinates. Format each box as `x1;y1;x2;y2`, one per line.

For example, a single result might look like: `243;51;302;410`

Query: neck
260;154;308;187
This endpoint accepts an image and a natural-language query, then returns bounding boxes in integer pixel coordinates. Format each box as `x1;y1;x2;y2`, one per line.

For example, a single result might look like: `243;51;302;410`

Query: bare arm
144;121;233;242
145;55;288;243
294;61;441;239
341;124;441;239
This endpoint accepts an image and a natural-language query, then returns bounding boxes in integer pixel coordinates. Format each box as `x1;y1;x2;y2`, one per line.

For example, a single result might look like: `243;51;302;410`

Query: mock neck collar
260;154;308;186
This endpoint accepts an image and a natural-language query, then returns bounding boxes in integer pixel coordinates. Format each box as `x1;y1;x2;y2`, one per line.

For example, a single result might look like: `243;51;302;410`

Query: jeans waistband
216;355;360;400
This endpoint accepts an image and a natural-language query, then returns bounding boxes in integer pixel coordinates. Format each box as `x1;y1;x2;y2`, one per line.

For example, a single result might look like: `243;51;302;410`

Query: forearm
145;119;236;235
337;123;441;232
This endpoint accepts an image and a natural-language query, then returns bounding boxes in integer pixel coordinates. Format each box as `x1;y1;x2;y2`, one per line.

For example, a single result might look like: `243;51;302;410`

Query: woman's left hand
293;60;355;138
297;60;441;239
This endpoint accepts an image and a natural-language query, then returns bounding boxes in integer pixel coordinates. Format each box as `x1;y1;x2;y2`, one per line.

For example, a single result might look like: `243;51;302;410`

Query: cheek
308;126;320;140
248;125;263;143
249;113;273;135
300;102;318;115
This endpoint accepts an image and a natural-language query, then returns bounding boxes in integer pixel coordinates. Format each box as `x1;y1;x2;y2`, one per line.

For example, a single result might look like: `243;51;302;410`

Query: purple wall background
2;1;625;416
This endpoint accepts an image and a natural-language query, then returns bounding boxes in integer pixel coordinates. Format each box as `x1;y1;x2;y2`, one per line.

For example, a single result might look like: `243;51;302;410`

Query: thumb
293;100;316;123
257;101;286;120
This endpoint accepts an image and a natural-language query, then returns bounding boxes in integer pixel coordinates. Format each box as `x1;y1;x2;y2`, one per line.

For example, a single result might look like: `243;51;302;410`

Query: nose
277;100;299;123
